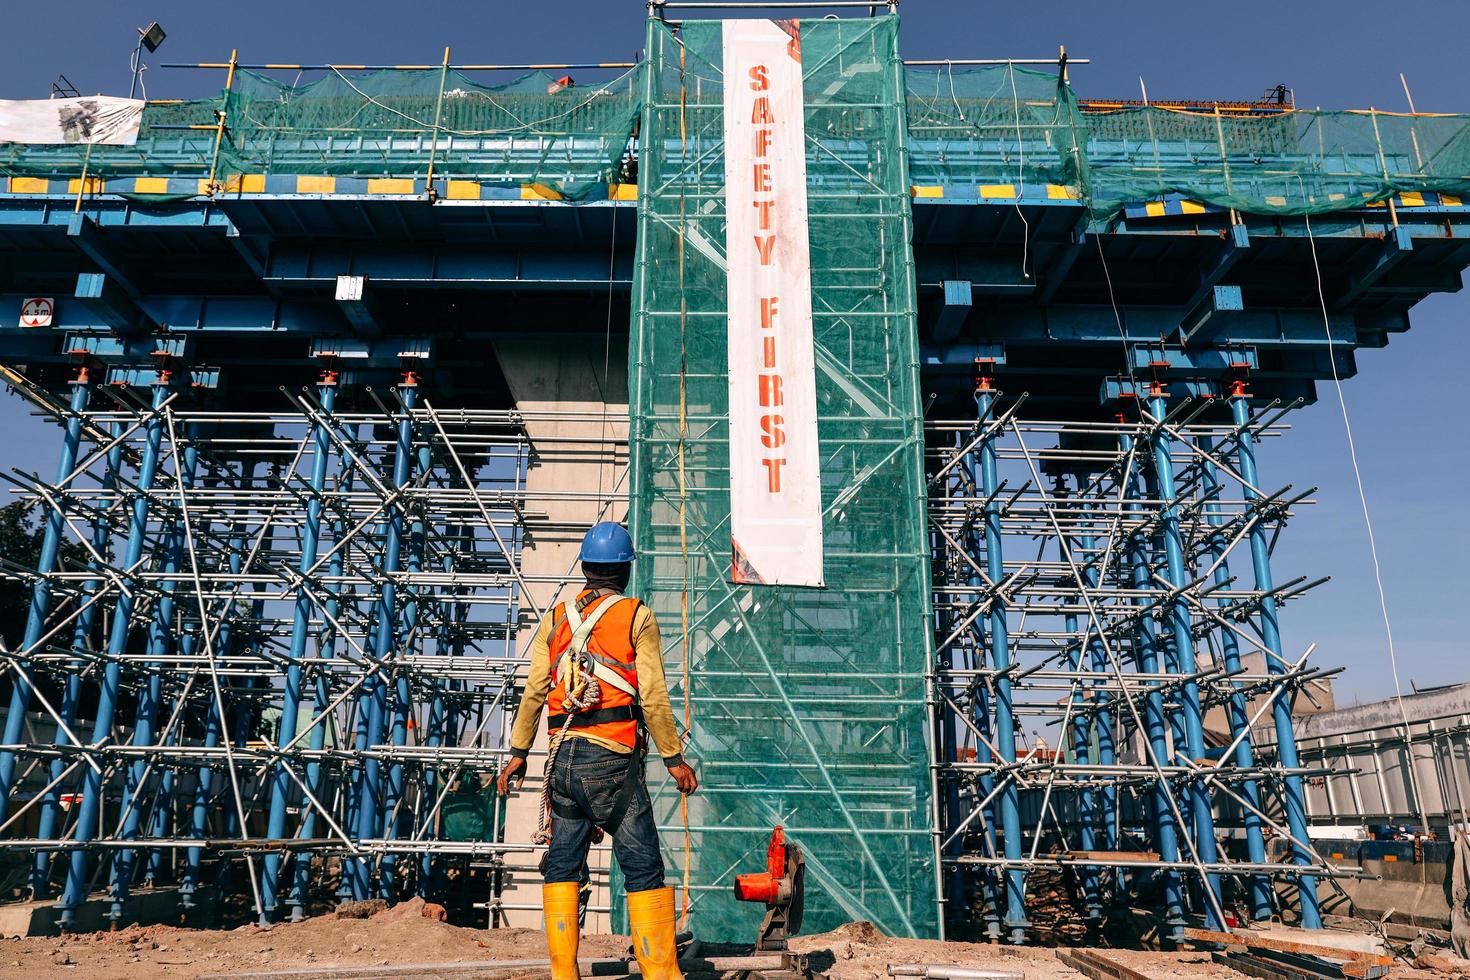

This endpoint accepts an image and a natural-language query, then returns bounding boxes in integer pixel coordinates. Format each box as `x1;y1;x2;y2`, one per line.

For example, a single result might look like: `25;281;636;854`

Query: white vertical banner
723;19;824;587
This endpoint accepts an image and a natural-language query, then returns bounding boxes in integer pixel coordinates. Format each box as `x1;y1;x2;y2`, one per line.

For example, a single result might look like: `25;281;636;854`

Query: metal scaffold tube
927;378;1348;941
0;375;619;928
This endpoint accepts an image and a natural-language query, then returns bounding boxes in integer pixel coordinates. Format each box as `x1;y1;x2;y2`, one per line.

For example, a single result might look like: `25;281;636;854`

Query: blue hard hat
579;522;637;563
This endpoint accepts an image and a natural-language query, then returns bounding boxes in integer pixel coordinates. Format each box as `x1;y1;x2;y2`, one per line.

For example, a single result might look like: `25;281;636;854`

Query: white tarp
722;18;824;587
0;97;144;146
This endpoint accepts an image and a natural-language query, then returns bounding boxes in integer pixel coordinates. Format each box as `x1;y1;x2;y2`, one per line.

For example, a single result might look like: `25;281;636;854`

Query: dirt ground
0;905;1454;980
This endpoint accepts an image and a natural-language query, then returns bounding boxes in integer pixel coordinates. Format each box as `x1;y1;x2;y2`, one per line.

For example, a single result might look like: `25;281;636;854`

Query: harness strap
547;704;640;731
552;594;634;684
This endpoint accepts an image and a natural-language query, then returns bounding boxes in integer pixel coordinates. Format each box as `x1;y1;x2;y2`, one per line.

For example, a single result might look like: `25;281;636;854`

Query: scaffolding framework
0;1;1467;946
927;378;1361;942
0;373;620;926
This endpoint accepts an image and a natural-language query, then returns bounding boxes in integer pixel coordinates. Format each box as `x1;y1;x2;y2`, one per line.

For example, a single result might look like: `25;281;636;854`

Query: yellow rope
675;38;693;934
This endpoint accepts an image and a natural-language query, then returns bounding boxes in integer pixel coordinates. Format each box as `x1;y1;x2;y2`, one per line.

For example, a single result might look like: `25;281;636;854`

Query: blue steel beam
1035;215;1089;304
1175;223;1250;344
67;215;144;300
931;280;973;342
1335;227;1414;309
1179;285;1245;347
264;242;635;290
73;273;158;335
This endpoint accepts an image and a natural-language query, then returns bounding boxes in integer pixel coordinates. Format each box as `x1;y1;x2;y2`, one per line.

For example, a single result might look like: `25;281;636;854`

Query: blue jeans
543;739;666;893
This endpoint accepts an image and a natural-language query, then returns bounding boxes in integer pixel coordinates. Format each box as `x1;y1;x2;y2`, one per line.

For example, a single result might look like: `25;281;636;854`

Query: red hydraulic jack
733;826;806;952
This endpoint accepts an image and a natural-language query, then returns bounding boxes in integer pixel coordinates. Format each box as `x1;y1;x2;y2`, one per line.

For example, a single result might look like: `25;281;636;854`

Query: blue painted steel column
0;376;91;818
182;462;253;911
1147;395;1223;928
351;379;415;897
294;429;357;919
958;448;1001;941
1079;515;1120;892
32;415;121;898
380;382;423;895
975;386;1027;943
110;427;198;920
937;438;966;930
1198;432;1272;919
412;447;444;900
1119;425;1185;942
60;382;170;929
262;379;338;922
1231;394;1321;928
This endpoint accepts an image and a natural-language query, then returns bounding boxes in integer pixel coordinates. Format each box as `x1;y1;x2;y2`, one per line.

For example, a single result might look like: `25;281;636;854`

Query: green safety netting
218;67;642;197
1080;105;1470;217
4;44;1470;217
625;15;939;939
904;63;1085;191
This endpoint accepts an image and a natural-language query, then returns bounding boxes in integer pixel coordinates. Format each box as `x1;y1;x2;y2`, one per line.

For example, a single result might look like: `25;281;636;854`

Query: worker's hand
669;762;699;795
497;756;527;796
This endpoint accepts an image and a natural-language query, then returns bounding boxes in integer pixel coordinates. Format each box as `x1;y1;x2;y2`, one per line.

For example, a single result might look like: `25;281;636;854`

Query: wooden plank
1054;949;1112;980
1064;851;1162;862
1071;949;1160;980
1184;928;1391;967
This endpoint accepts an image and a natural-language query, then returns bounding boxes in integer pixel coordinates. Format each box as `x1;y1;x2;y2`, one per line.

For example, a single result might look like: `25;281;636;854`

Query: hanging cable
1006;62;1031;281
1302;213;1432;835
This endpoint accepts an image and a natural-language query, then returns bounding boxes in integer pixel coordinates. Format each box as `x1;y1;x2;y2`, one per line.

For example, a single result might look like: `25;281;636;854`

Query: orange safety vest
546;589;643;750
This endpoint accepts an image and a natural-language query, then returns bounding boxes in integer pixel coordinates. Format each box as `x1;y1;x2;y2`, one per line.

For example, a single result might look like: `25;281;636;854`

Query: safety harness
533;590;647;852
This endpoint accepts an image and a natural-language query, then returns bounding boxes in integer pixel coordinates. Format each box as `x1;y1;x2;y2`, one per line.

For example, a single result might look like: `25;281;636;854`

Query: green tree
0;500;91;649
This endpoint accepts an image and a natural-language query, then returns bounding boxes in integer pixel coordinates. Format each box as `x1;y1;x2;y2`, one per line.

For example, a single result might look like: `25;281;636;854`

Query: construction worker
498;521;698;980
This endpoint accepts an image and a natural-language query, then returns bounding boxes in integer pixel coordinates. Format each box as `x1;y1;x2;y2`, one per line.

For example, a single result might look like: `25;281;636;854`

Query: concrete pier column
491;337;627;931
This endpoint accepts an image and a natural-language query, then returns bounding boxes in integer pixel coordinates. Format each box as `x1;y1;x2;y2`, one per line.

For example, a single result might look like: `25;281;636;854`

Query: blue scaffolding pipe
1197;432;1273;920
381;386;425;894
413;447;445;899
1147;394;1224;929
1231;394;1321;929
1118;426;1185;941
1063;599;1101;923
936;438;967;926
351;382;415;897
974;387;1027;944
294;427;357;919
109;424;198;920
1074;502;1118;873
0;379;91;819
262;380;338;922
31;414;121;898
59;383;169;929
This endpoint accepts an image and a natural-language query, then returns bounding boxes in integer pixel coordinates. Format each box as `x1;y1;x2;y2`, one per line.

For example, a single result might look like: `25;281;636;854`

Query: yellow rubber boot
543;881;582;980
627;886;684;980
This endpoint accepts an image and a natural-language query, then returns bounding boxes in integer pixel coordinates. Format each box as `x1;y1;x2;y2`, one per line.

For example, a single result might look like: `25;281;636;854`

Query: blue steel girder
73;272;158;335
262;240;635;291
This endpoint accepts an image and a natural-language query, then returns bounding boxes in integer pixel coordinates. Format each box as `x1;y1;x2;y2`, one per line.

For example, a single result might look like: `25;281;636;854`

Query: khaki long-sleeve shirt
509;591;686;770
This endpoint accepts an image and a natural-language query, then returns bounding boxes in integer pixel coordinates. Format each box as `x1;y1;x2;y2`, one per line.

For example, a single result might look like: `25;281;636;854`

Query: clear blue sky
0;1;1465;703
